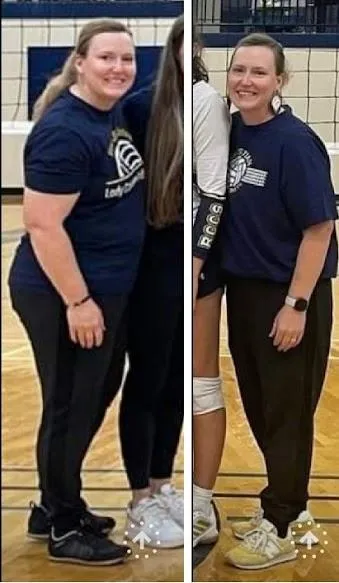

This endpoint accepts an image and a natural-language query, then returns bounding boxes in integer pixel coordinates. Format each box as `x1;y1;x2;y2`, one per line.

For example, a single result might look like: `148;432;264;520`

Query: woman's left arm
270;221;334;352
270;132;338;352
289;221;334;299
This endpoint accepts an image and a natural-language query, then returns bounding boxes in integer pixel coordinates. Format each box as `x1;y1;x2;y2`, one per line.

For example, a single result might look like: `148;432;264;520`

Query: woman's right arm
24;189;105;349
24;189;86;305
23;124;106;348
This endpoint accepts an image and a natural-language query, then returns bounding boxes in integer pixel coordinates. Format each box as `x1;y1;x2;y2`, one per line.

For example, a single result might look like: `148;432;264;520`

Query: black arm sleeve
192;184;224;260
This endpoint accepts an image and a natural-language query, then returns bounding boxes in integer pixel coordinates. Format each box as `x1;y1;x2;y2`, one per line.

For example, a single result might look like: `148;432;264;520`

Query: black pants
119;285;184;490
10;288;127;531
226;277;332;534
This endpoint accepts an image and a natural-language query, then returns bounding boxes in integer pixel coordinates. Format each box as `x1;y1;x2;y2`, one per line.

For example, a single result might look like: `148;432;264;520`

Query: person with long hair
192;29;231;547
220;33;338;569
119;15;184;548
8;19;145;565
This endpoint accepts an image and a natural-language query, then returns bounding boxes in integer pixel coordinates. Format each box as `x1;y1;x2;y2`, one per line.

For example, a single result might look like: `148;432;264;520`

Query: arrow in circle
299;530;319;550
132;530;152;550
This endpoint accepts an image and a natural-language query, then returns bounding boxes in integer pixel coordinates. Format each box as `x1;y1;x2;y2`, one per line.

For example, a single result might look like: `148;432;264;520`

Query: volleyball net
2;0;182;122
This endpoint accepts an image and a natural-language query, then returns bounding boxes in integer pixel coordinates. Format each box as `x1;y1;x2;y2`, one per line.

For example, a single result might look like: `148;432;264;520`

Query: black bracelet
69;294;91;308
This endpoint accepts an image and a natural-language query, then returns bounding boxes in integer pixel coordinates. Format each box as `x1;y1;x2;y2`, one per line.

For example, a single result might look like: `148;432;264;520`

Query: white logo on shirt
228;148;268;194
105;129;144;199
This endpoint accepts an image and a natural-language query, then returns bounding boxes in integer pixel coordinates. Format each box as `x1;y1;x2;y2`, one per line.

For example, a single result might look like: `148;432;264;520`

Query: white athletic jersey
193;81;231;224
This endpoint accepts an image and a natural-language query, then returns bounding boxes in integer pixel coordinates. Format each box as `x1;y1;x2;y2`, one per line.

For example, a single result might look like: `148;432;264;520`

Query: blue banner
2;1;183;19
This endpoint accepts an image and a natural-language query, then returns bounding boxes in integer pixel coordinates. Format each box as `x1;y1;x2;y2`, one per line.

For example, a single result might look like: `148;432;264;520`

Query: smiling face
227;45;283;123
75;31;136;109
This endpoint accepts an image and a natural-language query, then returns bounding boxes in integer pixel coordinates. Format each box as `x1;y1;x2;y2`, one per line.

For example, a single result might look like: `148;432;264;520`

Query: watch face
295;298;308;312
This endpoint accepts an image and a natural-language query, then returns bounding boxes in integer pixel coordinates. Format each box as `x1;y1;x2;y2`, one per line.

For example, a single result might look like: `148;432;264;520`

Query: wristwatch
285;295;308;312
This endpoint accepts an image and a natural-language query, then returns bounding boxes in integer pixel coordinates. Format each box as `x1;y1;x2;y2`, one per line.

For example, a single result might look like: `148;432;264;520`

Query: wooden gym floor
2;203;339;582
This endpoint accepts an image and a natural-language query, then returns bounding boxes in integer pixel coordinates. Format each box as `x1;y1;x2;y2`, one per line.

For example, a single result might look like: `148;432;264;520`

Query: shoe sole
27;533;49;541
49;555;127;566
227;551;297;570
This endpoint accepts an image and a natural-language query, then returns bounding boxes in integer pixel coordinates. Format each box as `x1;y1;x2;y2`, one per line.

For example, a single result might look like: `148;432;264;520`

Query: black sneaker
27;502;51;540
27;502;116;541
48;527;130;565
80;507;115;537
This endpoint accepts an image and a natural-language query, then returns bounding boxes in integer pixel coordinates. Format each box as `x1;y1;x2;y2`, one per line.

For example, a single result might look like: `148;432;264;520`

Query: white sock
193;483;213;517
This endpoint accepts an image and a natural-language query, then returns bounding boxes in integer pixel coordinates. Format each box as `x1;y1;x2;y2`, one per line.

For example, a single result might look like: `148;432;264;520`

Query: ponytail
32;51;77;121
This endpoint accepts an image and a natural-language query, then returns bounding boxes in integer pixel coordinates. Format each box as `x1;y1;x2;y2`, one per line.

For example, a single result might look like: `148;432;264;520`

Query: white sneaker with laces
155;484;184;528
193;503;218;548
125;496;184;549
232;507;316;544
226;519;297;570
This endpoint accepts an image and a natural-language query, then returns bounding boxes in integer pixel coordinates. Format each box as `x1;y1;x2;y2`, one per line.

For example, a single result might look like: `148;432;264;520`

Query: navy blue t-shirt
9;90;146;295
220;110;338;282
122;83;154;159
122;85;184;297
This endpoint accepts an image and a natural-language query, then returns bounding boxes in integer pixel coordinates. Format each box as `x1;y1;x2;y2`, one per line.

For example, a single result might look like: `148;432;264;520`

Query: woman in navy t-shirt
220;33;338;570
8;19;145;566
118;15;184;549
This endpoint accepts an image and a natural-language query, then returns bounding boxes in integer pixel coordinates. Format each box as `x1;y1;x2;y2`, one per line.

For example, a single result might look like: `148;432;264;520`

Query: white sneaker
155;484;184;528
290;510;317;544
226;519;296;570
125;496;184;549
232;507;316;544
193;503;218;548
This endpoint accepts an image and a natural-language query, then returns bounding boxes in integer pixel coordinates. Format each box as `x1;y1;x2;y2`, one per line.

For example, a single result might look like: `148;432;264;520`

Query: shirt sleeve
281;131;338;230
193;89;230;260
24;124;91;194
121;87;153;158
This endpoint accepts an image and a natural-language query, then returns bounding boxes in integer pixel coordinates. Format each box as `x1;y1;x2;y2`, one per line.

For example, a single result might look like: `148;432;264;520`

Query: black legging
119;272;184;490
10;288;127;531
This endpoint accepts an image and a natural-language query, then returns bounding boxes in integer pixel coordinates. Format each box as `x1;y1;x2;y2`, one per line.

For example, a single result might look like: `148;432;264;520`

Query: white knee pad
193;377;224;415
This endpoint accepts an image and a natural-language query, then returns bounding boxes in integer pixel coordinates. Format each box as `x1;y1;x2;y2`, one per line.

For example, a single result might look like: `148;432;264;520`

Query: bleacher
195;0;339;34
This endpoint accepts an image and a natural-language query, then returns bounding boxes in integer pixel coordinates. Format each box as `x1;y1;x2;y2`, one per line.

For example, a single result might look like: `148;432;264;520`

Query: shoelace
164;488;184;513
140;498;173;524
250;507;264;527
243;527;285;556
80;515;104;536
243;529;271;553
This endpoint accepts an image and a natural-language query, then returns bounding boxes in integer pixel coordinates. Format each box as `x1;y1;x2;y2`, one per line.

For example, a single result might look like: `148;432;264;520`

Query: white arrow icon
132;531;152;550
299;531;319;550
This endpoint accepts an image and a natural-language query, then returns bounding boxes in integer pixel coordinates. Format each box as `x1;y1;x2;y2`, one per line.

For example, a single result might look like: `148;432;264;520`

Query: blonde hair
33;19;132;121
146;14;184;228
